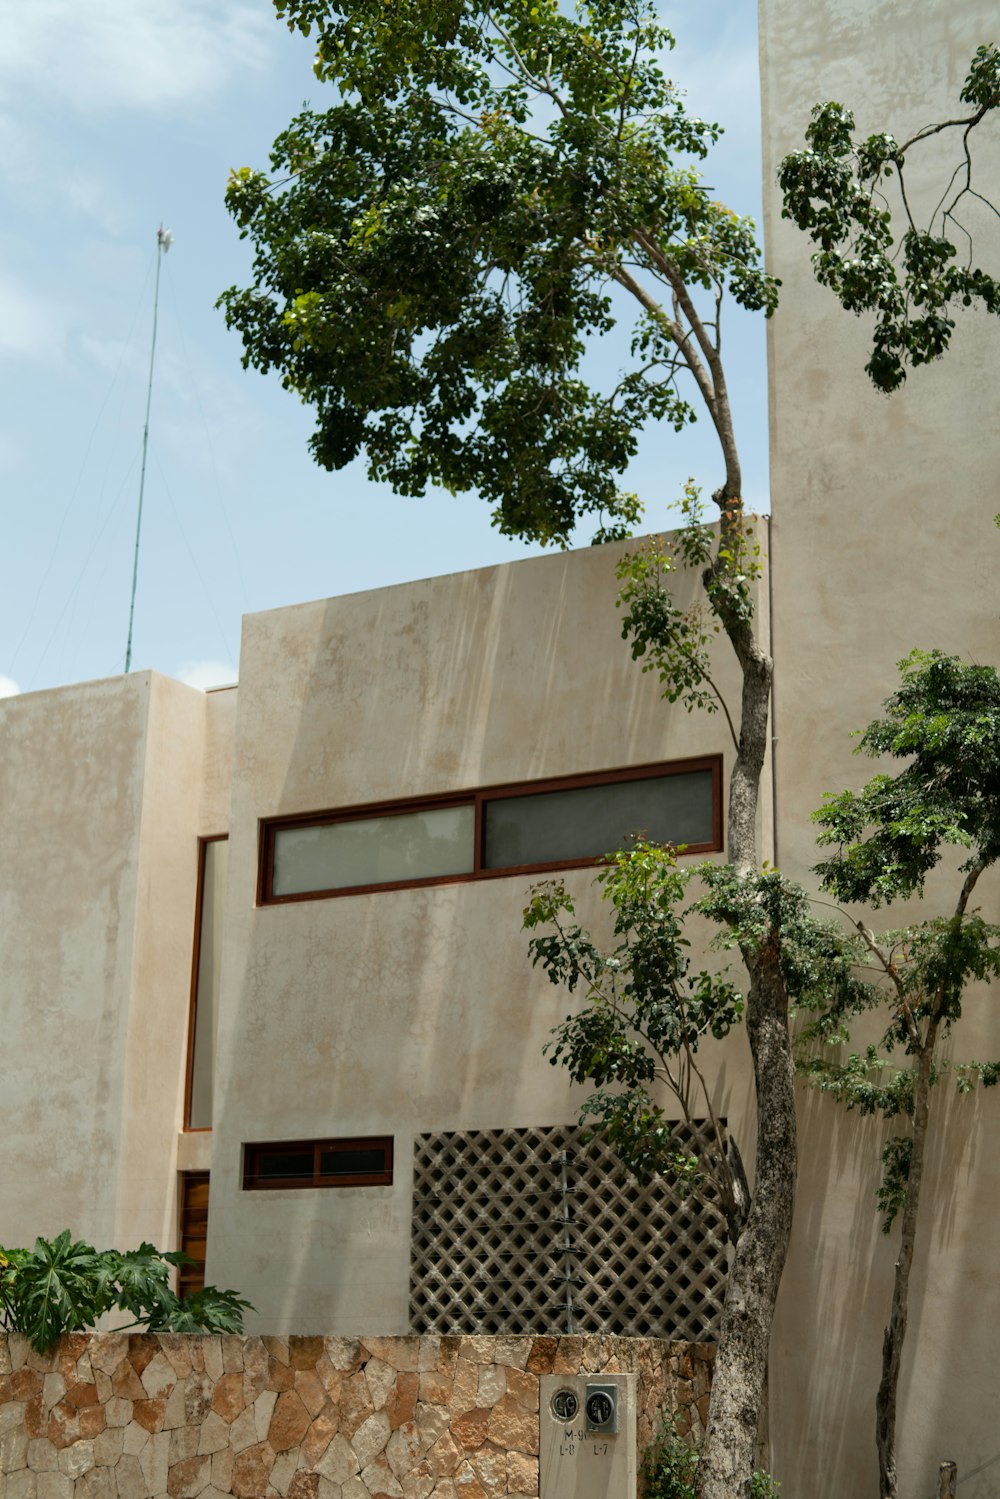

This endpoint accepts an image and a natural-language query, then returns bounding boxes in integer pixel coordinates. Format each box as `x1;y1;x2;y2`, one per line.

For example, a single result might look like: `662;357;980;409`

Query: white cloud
0;0;273;115
0;675;21;698
0;265;65;362
175;659;237;691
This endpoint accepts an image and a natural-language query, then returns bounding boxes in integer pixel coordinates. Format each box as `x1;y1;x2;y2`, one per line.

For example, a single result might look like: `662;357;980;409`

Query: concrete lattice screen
409;1125;728;1340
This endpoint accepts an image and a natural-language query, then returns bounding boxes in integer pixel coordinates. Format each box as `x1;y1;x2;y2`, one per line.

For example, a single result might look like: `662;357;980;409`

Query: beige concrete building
2;0;998;1494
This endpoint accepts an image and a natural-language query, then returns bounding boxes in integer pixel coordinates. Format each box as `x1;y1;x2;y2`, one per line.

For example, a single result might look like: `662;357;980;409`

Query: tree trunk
696;583;798;1499
697;941;797;1499
876;1041;935;1499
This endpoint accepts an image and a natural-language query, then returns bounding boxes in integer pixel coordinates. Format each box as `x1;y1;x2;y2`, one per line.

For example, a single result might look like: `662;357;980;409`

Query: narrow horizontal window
259;756;722;904
243;1137;393;1190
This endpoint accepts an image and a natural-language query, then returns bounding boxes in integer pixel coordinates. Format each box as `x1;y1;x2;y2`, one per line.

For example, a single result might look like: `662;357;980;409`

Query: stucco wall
0;672;228;1256
207;540;764;1331
760;1;1000;1493
0;1332;714;1499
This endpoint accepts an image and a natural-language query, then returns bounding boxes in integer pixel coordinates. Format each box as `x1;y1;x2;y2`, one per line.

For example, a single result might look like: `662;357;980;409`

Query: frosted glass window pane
482;770;714;870
273;804;475;895
188;838;228;1130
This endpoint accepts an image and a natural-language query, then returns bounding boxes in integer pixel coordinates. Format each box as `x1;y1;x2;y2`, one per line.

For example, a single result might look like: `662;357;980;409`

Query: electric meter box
539;1373;637;1499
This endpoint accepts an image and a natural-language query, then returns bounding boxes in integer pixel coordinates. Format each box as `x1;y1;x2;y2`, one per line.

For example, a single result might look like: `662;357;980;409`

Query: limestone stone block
87;1341;127;1380
268;1393;311;1455
6;1470;36;1499
359;1342;418;1376
168;1426;200;1466
210;1447;234;1494
288;1341;324;1374
2;1431;30;1473
230;1443;273;1499
196;1414;230;1458
362;1365;394;1417
121;1425;148;1458
447;1364;477;1415
7;1335;31;1372
315;1479;341;1499
110;1368;143;1406
210;1377;244;1427
400;1462;435;1499
492;1339;531;1372
92;1426;124;1467
166;1454;212;1499
322;1342;360;1377
92;1378;111;1408
23;1402;46;1442
351;1413;390;1471
451;1465;486;1499
261;1339;289;1368
455;1344;493;1370
436;1343;460;1382
76;1410;105;1442
36;1471;73;1499
504;1371;537;1414
42;1378;66;1415
286;1473;320;1499
139;1358;175;1404
56;1443;92;1481
201;1345;223;1386
505;1453;537;1497
429;1484;456;1499
474;1371;504;1411
293;1372;327;1420
416;1342;439;1376
227;1409;257;1456
252;1391;277;1444
160;1384;188;1433
467;1444;505;1499
341;1478;369;1499
449;1411;489;1453
11;1374;41;1403
383;1378;418;1434
337;1377;372;1442
0;1405;24;1436
315;1435;359;1487
131;1399;166;1435
357;1454;401;1498
184;1374;213;1429
268;1449;299;1496
139;1430;169;1496
75;1468;115;1499
524;1343;555;1377
550;1338;583;1376
102;1404;132;1434
27;1439;58;1472
241;1340;268;1400
385;1422;423;1482
0;1338;13;1375
125;1338;159;1379
415;1377;449;1410
301;1406;338;1467
220;1342;243;1378
413;1406;449;1453
427;1432;461;1480
486;1398;536;1457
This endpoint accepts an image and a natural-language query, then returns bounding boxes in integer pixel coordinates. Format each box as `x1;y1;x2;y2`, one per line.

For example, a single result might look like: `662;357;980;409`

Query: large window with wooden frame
243;1137;394;1190
259;756;722;904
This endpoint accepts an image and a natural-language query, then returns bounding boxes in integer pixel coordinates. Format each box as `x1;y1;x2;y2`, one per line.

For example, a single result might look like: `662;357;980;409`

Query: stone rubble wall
0;1332;714;1499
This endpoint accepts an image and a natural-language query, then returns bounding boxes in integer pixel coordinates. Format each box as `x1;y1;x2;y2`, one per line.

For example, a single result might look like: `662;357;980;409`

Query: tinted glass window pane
256;1150;314;1181
318;1148;387;1178
273;804;475;895
482;770;714;870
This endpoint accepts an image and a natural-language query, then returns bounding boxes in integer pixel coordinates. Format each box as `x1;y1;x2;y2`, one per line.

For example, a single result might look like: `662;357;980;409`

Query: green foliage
814;651;1000;906
220;0;778;546
640;1417;780;1499
523;842;745;1192
800;652;1000;1228
0;1232;253;1354
778;47;1000;392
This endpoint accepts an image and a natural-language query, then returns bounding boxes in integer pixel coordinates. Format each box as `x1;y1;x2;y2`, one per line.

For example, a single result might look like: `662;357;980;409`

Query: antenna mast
124;224;172;673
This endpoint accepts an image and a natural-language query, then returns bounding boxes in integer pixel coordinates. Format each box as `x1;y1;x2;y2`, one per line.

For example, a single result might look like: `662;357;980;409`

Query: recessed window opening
260;756;722;903
185;836;228;1130
243;1137;394;1190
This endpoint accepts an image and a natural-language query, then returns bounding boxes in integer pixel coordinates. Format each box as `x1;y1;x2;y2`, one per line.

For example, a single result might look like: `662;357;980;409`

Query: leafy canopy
0;1232;253;1354
779;45;1000;392
220;0;777;545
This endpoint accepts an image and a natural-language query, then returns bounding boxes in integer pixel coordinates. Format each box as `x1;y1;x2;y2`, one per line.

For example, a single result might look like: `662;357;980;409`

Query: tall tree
219;3;789;1492
801;651;1000;1499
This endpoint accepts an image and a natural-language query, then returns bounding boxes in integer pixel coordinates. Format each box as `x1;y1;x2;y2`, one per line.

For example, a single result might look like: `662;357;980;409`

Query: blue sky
0;0;768;697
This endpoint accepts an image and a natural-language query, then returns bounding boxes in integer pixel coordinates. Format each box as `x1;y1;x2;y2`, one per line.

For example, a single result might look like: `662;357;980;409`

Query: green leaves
779;53;1000;391
220;0;776;546
0;1233;253;1354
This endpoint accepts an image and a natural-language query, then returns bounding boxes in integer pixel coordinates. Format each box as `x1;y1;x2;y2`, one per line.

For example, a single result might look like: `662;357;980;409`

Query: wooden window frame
258;755;723;905
183;834;228;1132
243;1136;394;1191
